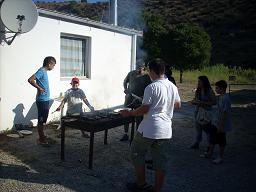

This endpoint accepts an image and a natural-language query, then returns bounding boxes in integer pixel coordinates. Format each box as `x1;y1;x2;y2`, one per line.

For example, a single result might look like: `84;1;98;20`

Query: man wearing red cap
56;77;94;137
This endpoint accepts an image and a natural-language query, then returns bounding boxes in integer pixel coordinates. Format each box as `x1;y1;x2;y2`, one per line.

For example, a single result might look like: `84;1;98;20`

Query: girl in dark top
190;76;216;149
165;66;176;85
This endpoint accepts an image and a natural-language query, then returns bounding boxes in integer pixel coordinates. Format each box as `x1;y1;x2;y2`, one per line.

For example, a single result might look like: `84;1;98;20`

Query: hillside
35;1;108;21
35;0;256;69
141;0;256;69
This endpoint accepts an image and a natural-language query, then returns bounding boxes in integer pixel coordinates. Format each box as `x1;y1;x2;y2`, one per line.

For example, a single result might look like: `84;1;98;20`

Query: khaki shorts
131;132;170;172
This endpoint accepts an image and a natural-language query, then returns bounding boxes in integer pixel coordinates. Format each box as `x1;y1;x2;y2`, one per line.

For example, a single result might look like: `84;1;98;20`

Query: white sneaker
212;157;223;164
200;153;211;159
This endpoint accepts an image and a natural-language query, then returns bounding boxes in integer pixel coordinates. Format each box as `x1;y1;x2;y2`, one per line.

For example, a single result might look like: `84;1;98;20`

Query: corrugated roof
38;8;143;37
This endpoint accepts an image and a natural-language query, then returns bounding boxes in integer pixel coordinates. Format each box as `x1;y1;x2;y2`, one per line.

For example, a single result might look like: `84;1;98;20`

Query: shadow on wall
12;100;54;130
12;103;33;129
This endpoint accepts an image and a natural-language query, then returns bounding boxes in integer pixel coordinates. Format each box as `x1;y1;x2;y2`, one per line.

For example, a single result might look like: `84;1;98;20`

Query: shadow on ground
0;101;256;192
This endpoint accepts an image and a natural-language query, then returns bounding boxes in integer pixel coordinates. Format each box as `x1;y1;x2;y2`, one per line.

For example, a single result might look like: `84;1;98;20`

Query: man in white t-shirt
120;58;181;192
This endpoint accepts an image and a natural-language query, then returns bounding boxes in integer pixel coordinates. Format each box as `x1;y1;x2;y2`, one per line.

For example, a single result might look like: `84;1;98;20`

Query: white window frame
60;33;91;80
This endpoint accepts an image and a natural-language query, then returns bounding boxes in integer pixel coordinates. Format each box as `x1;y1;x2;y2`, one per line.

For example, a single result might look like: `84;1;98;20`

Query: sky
33;0;108;3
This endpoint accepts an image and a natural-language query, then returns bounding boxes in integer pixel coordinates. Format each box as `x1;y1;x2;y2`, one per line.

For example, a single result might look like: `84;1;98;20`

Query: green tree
142;14;211;83
163;23;212;83
142;12;167;61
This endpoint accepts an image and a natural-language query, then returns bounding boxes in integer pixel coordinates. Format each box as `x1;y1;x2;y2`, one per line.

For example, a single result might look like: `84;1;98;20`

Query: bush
173;64;256;84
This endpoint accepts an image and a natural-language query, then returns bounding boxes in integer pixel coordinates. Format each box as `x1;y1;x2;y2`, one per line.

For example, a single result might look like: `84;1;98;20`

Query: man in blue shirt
28;56;56;146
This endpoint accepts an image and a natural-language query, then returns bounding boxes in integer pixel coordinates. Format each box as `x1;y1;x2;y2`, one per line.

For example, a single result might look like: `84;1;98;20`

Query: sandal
126;182;152;191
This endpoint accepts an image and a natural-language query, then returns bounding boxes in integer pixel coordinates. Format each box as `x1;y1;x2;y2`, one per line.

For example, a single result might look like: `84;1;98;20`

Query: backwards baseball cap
71;77;80;84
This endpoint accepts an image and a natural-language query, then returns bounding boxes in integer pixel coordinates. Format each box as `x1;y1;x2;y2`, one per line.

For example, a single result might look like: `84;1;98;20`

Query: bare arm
83;97;94;111
28;74;44;94
56;99;66;111
123;73;130;94
174;101;181;108
120;104;149;117
191;90;216;107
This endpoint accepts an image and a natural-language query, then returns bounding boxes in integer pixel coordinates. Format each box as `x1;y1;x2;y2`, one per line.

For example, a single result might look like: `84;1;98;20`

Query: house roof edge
38;8;143;37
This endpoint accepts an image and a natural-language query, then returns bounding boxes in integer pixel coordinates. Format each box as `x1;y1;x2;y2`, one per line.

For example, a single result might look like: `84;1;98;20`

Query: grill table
60;113;135;169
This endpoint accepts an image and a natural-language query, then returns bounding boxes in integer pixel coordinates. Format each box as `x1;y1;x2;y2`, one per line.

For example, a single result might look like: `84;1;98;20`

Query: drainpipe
109;0;117;26
131;34;137;70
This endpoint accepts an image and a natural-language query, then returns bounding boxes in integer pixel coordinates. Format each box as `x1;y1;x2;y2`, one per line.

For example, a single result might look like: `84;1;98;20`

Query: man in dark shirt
165;66;176;86
120;60;151;141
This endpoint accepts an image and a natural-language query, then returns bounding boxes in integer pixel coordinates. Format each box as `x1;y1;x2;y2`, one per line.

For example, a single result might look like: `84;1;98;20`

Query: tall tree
142;11;167;61
161;23;212;83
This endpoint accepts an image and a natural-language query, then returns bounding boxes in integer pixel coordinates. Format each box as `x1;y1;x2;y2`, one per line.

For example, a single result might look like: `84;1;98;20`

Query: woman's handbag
195;107;212;126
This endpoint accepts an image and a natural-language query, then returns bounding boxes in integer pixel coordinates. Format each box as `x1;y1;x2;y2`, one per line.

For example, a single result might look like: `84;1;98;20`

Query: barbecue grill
60;109;135;169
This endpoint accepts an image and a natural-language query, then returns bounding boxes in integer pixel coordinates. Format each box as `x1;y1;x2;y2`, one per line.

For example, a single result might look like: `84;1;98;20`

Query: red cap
71;77;80;84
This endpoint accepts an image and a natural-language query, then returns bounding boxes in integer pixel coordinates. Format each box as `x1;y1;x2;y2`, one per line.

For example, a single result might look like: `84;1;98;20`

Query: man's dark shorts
36;101;50;125
209;125;227;147
131;132;170;172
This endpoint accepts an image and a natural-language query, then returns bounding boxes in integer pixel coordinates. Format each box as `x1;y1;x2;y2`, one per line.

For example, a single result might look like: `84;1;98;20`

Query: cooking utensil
113;108;131;113
131;93;142;101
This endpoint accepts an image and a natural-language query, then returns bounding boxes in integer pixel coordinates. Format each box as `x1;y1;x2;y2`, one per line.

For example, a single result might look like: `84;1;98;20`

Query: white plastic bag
196;107;212;125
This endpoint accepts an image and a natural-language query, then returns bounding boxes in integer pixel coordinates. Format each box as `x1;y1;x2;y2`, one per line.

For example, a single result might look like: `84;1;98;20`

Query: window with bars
60;34;90;78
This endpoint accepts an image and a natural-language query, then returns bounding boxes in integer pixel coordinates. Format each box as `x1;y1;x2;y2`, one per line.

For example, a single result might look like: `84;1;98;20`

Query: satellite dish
0;0;38;33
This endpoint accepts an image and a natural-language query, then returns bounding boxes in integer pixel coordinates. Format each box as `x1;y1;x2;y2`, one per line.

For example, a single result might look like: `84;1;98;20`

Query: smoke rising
102;1;147;60
117;0;147;60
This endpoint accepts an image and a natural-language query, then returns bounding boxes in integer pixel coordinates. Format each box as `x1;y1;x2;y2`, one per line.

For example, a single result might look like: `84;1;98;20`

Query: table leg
61;122;65;161
130;118;135;145
89;131;95;169
104;129;108;145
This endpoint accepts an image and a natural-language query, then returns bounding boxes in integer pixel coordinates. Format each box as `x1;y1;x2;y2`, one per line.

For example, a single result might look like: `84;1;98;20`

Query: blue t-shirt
217;93;232;132
35;67;49;101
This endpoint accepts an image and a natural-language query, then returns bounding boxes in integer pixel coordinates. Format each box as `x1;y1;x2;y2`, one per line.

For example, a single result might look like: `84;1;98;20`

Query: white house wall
0;16;132;131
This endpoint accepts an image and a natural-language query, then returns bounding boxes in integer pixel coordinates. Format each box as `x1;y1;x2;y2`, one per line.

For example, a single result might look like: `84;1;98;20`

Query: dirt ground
0;83;255;192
